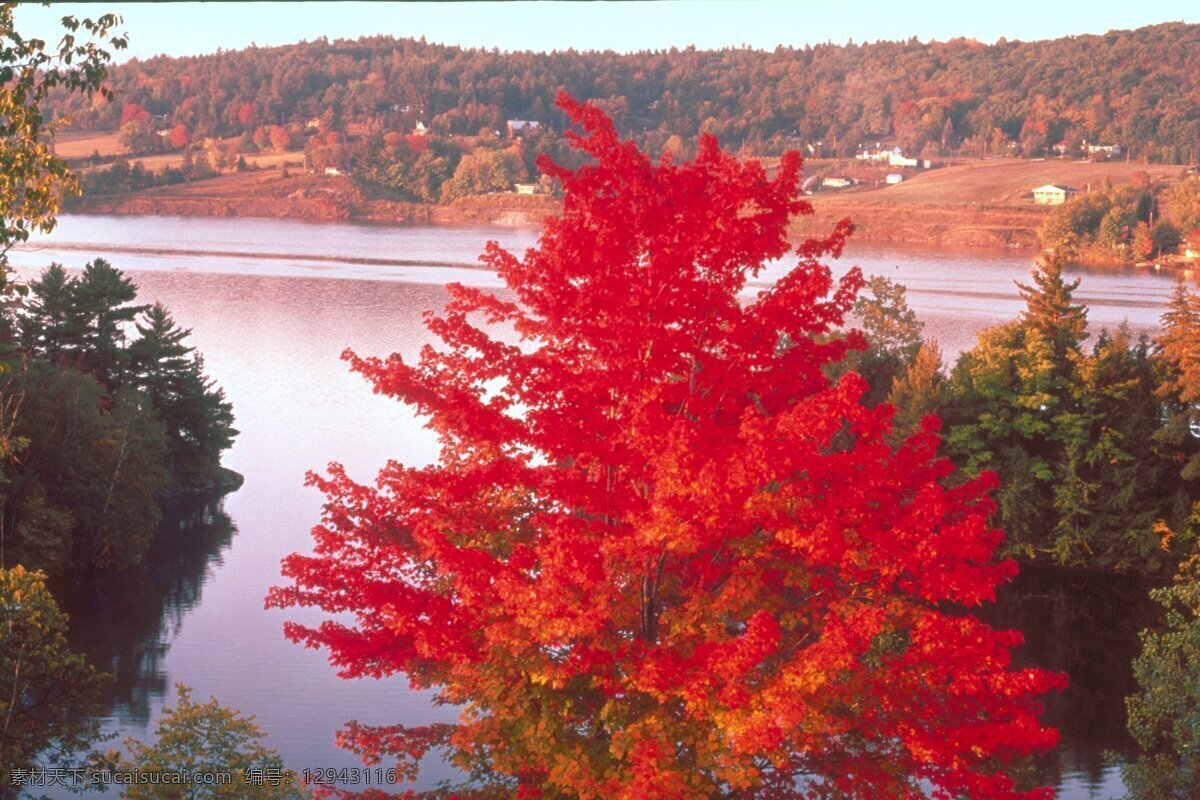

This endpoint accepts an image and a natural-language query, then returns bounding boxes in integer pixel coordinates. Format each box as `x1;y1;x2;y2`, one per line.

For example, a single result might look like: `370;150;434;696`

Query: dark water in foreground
12;214;1188;798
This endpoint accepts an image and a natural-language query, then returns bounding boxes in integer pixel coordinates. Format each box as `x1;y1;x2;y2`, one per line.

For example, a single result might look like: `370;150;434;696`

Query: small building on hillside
305;117;321;132
513;182;539;195
856;145;921;168
855;145;892;163
1185;231;1200;260
822;176;855;189
507;120;540;138
1085;142;1122;159
1032;184;1079;205
885;173;904;185
324;167;344;176
412;121;429;137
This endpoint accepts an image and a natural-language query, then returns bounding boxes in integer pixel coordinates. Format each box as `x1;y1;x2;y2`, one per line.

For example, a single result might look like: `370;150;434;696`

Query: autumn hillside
44;22;1200;163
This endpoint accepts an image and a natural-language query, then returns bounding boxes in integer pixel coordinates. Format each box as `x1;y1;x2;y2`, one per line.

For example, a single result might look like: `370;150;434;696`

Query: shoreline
68;193;1048;253
65;170;1049;252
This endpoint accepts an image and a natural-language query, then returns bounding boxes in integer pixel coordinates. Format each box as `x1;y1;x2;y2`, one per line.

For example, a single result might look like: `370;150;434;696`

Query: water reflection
982;567;1164;798
52;496;238;727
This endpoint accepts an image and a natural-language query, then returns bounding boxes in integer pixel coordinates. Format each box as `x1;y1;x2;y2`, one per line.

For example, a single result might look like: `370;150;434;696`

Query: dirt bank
69;167;1053;249
796;199;1047;249
69;170;560;228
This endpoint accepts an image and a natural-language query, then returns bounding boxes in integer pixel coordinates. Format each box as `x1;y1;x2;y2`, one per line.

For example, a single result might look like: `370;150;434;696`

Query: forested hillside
45;22;1200;163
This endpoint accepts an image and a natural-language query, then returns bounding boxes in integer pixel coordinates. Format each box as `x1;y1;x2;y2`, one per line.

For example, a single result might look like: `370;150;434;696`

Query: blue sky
14;1;1200;61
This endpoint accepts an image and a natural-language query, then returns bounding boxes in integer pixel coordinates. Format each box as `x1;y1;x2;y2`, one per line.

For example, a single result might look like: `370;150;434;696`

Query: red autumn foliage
237;101;257;126
168;123;191;150
268;92;1064;800
404;133;429;154
119;101;148;125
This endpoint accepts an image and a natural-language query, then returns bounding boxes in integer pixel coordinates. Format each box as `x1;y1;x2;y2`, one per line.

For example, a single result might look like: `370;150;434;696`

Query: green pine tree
1016;258;1088;364
73;258;147;390
130;305;237;489
19;264;86;363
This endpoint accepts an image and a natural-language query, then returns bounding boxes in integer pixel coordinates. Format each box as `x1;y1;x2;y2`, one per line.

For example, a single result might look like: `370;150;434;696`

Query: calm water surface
12;214;1185;798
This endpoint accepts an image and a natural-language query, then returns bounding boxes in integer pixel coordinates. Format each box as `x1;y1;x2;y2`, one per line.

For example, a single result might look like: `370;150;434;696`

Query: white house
1032;184;1079;205
1085;142;1122;158
822;176;854;189
885;173;904;185
513;183;538;195
855;145;892;163
856;145;920;168
412;121;428;136
507;120;540;138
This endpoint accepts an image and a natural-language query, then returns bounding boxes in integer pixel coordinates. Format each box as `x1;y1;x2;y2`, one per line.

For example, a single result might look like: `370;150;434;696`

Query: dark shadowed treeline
0;260;238;574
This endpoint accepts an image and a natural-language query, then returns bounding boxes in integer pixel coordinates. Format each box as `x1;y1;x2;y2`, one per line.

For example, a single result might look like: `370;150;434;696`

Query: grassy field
53;130;303;172
53;130;123;159
815;158;1183;207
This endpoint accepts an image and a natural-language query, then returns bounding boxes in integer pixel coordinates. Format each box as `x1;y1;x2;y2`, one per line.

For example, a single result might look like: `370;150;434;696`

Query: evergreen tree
129;303;195;408
1154;275;1200;480
1016;258;1087;364
1054;327;1178;569
19;264;85;363
169;355;237;489
944;322;1062;557
886;338;947;441
73;258;146;390
945;266;1190;573
944;267;1190;571
130;306;237;488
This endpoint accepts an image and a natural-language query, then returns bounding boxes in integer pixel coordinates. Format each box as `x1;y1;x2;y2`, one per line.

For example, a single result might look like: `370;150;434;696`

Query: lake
11;213;1184;799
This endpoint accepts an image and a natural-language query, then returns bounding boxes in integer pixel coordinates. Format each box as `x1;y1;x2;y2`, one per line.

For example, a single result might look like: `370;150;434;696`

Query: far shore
63;154;1192;257
67;170;1048;252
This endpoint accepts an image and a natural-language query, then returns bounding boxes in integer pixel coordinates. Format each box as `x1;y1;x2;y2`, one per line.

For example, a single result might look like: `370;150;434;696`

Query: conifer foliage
3;261;238;572
270;95;1063;800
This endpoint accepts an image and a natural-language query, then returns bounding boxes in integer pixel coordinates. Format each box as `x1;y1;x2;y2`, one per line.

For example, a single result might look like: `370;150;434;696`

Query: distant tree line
1;260;237;575
43;23;1200;164
78;151;225;195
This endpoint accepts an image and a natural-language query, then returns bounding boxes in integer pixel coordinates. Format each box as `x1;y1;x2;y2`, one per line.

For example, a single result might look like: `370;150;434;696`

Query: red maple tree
268;93;1063;800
